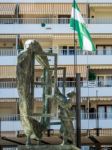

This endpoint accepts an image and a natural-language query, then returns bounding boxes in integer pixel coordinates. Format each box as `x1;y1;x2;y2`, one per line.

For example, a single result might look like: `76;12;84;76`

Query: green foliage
88;70;96;81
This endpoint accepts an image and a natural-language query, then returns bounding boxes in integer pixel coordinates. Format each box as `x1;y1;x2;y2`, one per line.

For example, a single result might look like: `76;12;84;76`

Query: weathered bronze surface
17;40;76;146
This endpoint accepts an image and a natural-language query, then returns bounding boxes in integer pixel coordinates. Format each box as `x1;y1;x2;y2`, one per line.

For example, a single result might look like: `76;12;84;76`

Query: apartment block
0;0;112;149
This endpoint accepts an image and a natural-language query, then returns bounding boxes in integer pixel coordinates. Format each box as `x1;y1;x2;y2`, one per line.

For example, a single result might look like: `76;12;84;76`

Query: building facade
0;0;112;149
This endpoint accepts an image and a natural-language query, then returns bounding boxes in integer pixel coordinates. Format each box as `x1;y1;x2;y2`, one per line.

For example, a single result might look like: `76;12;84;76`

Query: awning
19;3;70;15
0;35;16;39
90;3;112;7
82;97;111;101
0;4;16;15
78;3;88;17
57;65;87;77
0;99;17;102
90;65;112;69
19;4;51;15
19;3;87;15
0;66;16;78
35;65;87;77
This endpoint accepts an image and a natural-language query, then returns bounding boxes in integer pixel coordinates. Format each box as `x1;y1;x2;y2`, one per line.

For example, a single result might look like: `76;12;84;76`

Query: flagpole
70;0;96;147
73;0;81;148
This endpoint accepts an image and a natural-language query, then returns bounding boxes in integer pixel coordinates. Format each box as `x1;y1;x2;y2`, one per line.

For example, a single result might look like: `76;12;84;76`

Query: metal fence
1;48;112;56
0;82;17;88
1;112;112;121
1;80;112;88
0;18;112;25
0;49;17;56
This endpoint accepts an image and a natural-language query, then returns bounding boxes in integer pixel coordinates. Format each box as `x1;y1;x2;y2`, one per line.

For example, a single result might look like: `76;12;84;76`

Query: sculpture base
18;145;80;150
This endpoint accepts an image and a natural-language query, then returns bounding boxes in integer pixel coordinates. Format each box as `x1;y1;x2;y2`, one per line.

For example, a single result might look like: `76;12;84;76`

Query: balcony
0;18;111;34
1;49;112;65
0;18;71;34
0;18;112;25
0;113;112;132
0;81;112;98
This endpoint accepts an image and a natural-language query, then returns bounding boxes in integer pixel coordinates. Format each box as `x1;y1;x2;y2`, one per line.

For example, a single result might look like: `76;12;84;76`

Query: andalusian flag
70;0;96;51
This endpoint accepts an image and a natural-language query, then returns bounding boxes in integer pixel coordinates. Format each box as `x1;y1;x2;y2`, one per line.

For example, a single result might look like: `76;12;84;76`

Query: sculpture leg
38;138;42;145
26;135;31;146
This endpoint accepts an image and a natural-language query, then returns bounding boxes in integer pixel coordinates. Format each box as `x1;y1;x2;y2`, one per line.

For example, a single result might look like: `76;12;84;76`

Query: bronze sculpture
17;40;78;148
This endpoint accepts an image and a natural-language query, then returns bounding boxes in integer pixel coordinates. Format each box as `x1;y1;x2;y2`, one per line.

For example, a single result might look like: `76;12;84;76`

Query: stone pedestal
18;145;80;150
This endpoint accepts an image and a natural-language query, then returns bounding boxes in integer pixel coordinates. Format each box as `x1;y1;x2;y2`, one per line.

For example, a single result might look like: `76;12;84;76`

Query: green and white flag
70;0;96;51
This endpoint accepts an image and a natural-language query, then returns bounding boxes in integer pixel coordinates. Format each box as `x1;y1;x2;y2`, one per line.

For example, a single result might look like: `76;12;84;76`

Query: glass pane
98;106;105;118
105;46;112;55
69;50;74;55
107;106;112;118
105;76;112;86
97;46;104;55
63;50;67;55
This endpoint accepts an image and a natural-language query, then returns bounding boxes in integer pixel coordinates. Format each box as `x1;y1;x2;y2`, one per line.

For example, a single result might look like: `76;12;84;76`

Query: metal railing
0;82;17;88
58;80;112;88
59;49;112;55
1;112;112;121
81;112;112;119
0;49;17;56
0;114;20;121
1;48;112;56
1;113;112;138
0;18;70;24
85;18;112;24
82;128;112;137
1;80;112;88
0;17;112;24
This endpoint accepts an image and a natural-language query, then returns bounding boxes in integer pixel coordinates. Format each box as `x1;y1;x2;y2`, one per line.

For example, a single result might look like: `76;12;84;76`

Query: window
59;46;75;55
58;78;63;87
69;46;74;55
97;46;104;55
105;76;112;87
98;106;105;118
69;49;74;55
98;105;112;119
107;106;112;118
105;46;112;55
96;45;112;55
58;15;70;24
61;46;67;55
97;76;104;87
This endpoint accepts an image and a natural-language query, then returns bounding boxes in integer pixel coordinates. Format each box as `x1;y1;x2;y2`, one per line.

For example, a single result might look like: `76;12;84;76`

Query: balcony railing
58;80;112;88
0;81;17;88
0;18;112;25
59;49;112;55
0;49;17;56
1;112;112;121
83;128;112;137
1;80;112;88
1;113;112;137
1;49;112;56
81;112;112;119
0;18;70;24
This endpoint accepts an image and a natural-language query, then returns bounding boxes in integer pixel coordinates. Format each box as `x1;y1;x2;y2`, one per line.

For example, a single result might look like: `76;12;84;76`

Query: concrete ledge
18;145;80;150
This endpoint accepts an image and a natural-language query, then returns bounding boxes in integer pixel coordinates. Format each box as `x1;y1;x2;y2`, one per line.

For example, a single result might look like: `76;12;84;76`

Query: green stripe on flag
72;1;80;12
70;0;96;51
